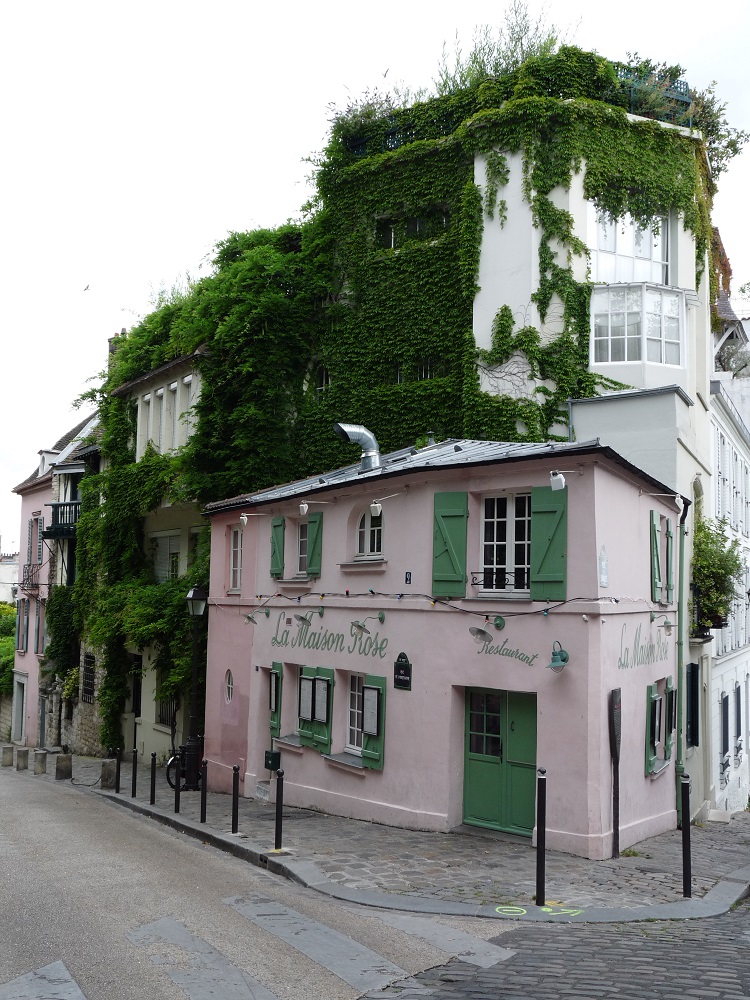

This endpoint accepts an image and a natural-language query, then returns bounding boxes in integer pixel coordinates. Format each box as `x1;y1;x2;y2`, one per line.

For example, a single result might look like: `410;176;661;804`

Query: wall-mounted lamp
294;607;325;625
545;640;569;672
243;608;270;625
469;626;492;644
240;513;247;527
351;611;385;635
550;469;580;491
299;499;333;516
369;493;401;517
650;612;674;636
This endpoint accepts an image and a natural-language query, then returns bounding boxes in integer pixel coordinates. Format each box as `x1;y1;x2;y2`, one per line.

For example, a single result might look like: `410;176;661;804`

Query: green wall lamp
352;611;385;635
650;612;673;636
546;640;569;672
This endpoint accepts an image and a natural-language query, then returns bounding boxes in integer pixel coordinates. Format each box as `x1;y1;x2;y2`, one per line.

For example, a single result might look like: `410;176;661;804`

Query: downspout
675;494;692;825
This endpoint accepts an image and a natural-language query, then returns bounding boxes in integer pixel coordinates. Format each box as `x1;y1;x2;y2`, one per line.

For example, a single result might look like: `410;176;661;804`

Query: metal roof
204;436;675;515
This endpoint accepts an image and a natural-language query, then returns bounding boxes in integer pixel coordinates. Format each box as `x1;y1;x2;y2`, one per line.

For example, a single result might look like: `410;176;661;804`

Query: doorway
463;688;537;836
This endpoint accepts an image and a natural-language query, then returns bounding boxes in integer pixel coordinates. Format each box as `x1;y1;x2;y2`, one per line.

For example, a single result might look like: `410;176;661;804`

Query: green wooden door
463;688;537;836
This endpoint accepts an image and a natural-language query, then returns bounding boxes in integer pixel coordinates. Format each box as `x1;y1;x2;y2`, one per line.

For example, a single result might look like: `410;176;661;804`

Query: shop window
298;666;334;753
645;677;675;776
344;672;386;769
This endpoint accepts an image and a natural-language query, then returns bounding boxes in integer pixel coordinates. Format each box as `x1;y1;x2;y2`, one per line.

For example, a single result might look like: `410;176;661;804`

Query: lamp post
184;585;207;791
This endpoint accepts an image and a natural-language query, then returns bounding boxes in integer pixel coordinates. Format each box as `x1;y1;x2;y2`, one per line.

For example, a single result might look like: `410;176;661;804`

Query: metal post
535;767;547;907
115;747;121;794
232;765;240;834
174;748;181;814
150;752;156;805
200;759;207;824
275;769;285;850
131;748;138;797
183;618;202;790
681;775;692;898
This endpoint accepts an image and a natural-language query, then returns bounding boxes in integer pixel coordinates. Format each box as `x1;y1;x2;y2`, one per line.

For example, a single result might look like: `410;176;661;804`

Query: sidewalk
5;750;750;923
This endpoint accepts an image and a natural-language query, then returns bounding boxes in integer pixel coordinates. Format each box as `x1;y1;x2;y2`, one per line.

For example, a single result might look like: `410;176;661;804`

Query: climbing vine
66;44;730;747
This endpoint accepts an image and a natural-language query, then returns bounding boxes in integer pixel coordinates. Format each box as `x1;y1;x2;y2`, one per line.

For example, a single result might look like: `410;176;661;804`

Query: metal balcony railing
21;563;41;590
42;501;81;539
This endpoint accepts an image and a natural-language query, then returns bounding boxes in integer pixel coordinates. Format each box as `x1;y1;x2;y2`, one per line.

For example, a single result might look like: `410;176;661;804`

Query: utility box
264;750;281;772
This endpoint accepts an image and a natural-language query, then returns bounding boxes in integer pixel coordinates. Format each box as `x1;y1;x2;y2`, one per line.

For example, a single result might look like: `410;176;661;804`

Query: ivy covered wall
60;45;721;747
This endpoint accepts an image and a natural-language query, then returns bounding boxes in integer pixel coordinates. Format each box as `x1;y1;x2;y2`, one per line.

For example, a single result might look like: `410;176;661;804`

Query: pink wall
204;454;679;858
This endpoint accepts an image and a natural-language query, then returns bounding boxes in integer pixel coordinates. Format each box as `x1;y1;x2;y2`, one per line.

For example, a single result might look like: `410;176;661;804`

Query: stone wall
0;694;11;742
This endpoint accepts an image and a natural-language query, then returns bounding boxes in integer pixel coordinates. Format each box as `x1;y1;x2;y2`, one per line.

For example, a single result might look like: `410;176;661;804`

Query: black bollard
174;748;181;814
275;769;285;850
681;775;692;898
535;767;547;907
150;753;156;805
131;748;138;797
115;748;121;794
200;759;207;824
232;765;240;834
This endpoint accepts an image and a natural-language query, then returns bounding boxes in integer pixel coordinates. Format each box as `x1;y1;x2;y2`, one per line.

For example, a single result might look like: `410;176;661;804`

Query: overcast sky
1;0;748;551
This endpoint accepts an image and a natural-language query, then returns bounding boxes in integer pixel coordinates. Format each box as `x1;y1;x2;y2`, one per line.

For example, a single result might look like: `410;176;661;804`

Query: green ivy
66;44;721;747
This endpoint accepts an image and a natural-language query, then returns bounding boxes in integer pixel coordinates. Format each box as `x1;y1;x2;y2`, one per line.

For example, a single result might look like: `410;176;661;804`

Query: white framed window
589;209;668;285
347;673;365;753
357;509;383;557
229;526;242;590
482;494;531;594
151;533;181;583
591;285;681;366
298;521;308;575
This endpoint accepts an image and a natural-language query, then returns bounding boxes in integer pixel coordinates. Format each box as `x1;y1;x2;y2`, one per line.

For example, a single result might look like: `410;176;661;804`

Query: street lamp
184;585;207;791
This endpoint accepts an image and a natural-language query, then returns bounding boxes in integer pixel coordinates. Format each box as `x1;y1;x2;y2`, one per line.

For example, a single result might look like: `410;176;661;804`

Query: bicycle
165;750;201;789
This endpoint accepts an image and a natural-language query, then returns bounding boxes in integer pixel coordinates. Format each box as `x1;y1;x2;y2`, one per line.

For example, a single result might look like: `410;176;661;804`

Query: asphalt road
0;769;513;1000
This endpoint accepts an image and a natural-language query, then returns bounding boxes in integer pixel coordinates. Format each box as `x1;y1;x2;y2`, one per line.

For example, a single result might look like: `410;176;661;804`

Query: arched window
357;509;383;557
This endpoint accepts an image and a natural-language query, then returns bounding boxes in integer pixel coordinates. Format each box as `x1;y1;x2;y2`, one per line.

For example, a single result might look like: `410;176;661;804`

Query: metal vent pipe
333;423;381;471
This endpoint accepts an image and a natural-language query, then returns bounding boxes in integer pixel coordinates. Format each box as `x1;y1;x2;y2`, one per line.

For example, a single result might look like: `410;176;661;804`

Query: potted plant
690;509;745;635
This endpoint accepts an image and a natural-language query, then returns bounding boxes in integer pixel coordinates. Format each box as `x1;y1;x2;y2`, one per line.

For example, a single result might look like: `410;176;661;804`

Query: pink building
203;427;680;859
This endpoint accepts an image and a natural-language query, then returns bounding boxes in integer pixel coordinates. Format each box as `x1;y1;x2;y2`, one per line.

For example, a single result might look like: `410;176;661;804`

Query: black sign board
394;652;412;690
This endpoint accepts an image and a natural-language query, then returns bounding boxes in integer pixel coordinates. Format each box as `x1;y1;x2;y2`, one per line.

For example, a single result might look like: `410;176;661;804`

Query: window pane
611;335;625;362
598;217;615;251
485;736;502;757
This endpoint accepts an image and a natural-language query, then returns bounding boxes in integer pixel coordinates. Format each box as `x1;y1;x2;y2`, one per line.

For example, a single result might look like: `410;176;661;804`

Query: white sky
1;0;748;551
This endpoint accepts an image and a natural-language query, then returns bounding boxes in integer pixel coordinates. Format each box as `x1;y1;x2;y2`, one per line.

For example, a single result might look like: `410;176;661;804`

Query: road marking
0;961;86;1000
225;893;408;991
372;912;516;968
129;917;279;1000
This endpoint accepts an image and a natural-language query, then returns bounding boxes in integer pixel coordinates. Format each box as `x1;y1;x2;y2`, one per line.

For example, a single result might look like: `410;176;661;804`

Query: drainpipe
676;494;692;825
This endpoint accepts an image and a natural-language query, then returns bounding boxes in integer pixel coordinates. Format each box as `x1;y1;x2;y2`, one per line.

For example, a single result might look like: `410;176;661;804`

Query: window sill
473;590;531;601
338;559;387;573
274;577;316;590
322;751;367;775
274;734;305;754
648;760;671;780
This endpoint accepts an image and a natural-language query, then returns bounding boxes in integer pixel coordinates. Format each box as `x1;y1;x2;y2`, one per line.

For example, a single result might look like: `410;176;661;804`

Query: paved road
0;768;513;1000
362;900;750;999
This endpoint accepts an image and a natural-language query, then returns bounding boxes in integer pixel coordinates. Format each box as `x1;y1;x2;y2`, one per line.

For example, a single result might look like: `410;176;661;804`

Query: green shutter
530;487;567;601
665;518;674;604
645;683;658;775
26;519;32;564
306;512;323;578
650;511;662;603
34;600;40;654
270;517;285;578
270;662;283;739
22;600;29;652
15;601;21;650
37;518;44;563
664;676;675;760
361;674;386;770
432;492;468;597
298;666;333;753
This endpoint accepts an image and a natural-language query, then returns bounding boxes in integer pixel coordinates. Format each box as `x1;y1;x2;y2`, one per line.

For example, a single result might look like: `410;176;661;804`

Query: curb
95;790;750;924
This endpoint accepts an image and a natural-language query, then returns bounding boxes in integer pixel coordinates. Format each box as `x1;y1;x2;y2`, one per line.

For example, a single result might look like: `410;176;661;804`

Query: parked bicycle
165;750;201;789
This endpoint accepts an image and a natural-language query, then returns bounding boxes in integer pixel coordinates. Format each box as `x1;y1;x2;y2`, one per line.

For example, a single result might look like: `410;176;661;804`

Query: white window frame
481;493;532;596
591;284;682;366
357;509;383;558
588;209;669;285
346;673;365;753
298;521;308;575
229;526;242;591
150;532;182;583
